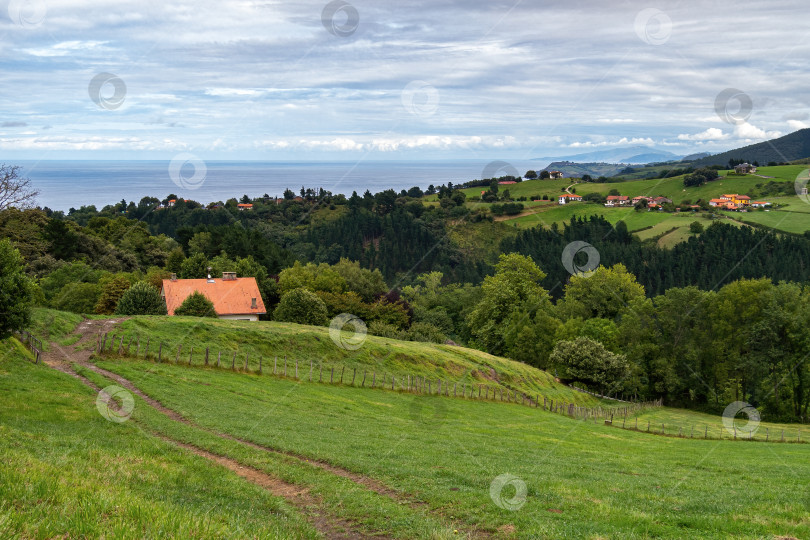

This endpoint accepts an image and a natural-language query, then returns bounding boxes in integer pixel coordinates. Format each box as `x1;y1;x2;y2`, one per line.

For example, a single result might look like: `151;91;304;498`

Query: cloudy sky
0;0;808;160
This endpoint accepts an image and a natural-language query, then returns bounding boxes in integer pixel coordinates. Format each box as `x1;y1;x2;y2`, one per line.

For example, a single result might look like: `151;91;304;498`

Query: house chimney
207;267;215;283
222;272;237;281
170;273;177;281
251;297;257;309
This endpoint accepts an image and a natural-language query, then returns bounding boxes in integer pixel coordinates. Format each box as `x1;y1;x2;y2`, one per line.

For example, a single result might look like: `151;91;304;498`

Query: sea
16;160;549;212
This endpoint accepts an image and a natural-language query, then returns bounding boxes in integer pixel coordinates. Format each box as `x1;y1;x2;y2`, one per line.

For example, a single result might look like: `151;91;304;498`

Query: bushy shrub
273;288;328;326
115;282;167;315
174;291;217;318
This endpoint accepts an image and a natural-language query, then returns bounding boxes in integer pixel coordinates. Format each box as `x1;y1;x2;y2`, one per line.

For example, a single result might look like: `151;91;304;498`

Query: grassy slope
108;315;607;407
0;338;315;539
628;406;809;442
93;357;810;539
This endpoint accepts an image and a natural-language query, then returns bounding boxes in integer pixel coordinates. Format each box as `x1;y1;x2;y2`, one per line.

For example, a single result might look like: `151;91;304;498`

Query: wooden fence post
189;347;193;365
205;347;209;366
352;368;356;385
284;356;287;377
144;337;150;360
231;352;236;370
217;351;221;367
362;370;366;387
259;355;262;373
330;367;334;384
340;366;344;384
176;345;182;364
136;336;140;357
158;343;162;363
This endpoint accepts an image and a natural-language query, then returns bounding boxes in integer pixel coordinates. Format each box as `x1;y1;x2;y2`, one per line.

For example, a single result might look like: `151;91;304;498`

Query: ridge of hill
692;128;810;167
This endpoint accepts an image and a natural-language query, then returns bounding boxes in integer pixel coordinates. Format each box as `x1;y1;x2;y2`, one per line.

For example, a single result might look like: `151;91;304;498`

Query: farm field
461;166;810;238
627;406;809;442
4;313;808;538
85;352;810;539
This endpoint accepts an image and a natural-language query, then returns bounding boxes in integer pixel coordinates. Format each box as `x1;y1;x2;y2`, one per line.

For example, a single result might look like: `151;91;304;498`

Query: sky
0;0;808;161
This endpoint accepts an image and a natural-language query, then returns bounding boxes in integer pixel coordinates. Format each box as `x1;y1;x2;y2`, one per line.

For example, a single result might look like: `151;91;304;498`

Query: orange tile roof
161;277;266;316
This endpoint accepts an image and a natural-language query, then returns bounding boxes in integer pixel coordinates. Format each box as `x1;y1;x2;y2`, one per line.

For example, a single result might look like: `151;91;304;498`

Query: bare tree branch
0;164;39;211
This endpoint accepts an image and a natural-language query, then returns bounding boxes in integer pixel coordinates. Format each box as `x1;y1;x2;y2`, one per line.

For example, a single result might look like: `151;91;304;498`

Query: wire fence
93;331;661;419
17;330;42;364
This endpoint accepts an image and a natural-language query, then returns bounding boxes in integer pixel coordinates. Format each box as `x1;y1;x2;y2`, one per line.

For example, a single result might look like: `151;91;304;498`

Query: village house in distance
161;272;266;321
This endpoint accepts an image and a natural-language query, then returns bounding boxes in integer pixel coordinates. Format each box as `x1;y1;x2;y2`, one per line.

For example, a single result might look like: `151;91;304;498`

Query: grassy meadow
88;355;810;538
106;315;608;406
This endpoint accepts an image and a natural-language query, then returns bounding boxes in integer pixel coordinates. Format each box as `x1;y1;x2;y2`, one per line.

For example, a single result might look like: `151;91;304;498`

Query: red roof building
161;273;266;321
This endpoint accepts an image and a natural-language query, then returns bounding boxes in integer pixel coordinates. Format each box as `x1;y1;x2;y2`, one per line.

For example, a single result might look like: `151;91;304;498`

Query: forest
2;184;810;421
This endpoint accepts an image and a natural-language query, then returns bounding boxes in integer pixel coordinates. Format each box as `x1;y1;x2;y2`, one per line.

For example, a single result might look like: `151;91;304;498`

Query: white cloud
677;128;728;141
733;123;781;140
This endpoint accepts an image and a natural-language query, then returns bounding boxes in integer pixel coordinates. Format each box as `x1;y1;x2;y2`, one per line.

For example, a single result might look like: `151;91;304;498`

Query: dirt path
42;318;487;539
41;320;384;540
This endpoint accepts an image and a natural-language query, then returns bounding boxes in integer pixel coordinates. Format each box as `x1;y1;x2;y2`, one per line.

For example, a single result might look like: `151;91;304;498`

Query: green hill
4;316;808;538
95;312;611;407
692;128;810;167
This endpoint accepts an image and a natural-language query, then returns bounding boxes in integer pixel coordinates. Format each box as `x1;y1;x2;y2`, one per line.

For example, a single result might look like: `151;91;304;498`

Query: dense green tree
0;239;34;338
273;288;328;326
179;253;210;279
52;282;102;314
94;275;132;314
114;282;167;315
467;253;552;355
557;263;645;321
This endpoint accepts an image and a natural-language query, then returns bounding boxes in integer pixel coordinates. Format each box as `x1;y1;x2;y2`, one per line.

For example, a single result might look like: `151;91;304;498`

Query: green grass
28;308;84;350
92;357;810;539
628;407;808;442
445;166;810;240
105;316;608;406
0;338;316;539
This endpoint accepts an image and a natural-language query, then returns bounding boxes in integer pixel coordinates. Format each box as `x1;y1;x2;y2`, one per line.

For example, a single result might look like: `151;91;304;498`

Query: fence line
93;331;652;418
17;330;42;364
90;331;809;443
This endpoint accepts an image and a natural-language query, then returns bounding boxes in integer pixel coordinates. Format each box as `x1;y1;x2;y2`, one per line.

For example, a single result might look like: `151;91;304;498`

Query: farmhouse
548;171;564;179
750;201;772;208
604;195;630;207
161;272;266;321
498;180;517;185
237;203;254;211
734;163;757;174
558;194;582;205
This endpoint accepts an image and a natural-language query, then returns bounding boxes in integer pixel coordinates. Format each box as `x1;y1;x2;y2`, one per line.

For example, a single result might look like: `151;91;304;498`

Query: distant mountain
691;128;810;168
680;152;712;162
542;161;630;178
536;146;680;164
